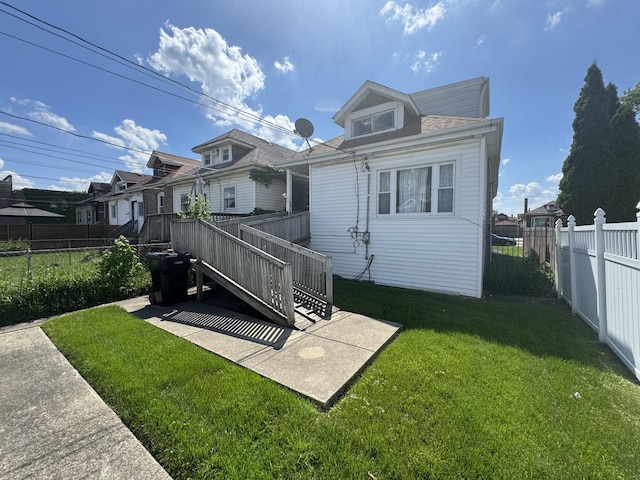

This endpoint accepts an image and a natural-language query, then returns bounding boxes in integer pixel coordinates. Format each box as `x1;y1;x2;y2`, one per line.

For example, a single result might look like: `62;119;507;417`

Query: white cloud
274;56;295;73
474;34;486;48
147;23;266;128
544;11;563;31
587;0;605;6
501;158;510;165
0;121;32;137
254;114;299;151
546;173;563;185
410;51;441;74
0;166;34;190
380;1;446;34
15;99;76;132
92;119;167;172
48;172;112;192
146;23;299;150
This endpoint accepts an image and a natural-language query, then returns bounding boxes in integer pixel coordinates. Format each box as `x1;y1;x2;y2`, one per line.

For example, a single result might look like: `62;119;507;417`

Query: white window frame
346;102;404;140
110;203;117;218
203;152;212;166
180;193;190;212
117;182;127;192
87;210;91;224
77;211;82;224
223;186;236;211
221;147;231;163
377;161;456;216
157;192;165;214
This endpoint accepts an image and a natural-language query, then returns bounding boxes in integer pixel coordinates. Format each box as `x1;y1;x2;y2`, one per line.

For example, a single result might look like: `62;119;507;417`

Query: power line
0;2;297;137
0;111;152;155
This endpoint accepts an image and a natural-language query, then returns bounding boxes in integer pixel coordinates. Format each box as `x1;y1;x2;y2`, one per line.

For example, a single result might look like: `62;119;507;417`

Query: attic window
353;110;395;137
345;102;404;140
117;182;127;192
203;152;212;166
221;147;231;163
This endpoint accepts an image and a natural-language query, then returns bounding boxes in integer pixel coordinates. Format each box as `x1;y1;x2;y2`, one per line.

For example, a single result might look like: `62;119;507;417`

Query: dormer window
222;147;230;162
353;109;395;137
346;102;404;140
201;146;232;166
117;182;127;192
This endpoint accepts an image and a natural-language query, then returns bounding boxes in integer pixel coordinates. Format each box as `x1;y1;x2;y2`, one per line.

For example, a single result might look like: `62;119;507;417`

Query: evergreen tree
610;103;640;221
558;63;614;224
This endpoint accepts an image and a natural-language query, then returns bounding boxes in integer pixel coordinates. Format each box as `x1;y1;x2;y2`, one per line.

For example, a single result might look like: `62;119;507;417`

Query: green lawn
42;280;640;479
0;249;103;293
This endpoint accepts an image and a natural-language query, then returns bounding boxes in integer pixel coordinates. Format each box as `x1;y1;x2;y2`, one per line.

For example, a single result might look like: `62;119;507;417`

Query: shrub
99;236;147;298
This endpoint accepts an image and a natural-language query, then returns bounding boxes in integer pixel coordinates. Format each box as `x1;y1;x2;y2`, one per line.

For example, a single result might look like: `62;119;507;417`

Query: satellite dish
294;118;314;139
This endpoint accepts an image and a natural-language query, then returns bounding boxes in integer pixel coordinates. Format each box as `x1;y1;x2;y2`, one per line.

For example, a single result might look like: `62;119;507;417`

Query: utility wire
0;2;295;136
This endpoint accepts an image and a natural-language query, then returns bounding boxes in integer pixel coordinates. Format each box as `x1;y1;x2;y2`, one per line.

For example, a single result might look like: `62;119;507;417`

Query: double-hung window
223;186;236;210
378;162;455;215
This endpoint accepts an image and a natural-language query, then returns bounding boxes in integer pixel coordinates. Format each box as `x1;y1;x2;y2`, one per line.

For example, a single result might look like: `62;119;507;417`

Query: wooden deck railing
171;219;296;326
214;211;287;237
239;223;332;307
139;213;179;243
245;211;310;244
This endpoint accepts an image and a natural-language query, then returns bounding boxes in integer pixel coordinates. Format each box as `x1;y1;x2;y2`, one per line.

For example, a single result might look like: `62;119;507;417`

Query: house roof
182;129;296;181
146;150;200;169
88;182;111;193
110;170;149;185
525;201;564;217
0;202;64;218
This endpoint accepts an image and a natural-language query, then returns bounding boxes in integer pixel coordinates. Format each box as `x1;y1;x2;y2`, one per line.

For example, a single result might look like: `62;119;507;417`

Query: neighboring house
75;182;111;225
523;201;565;228
102;170;152;230
493;212;520;238
169;129;296;215
137;151;200;217
280;77;504;298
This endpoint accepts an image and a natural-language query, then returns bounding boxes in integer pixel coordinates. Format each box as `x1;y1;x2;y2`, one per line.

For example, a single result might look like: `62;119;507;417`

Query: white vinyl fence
555;204;640;380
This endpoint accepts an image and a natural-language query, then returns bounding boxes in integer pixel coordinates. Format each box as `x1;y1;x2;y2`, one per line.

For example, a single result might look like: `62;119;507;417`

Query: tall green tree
610;103;640;221
558;63;614;224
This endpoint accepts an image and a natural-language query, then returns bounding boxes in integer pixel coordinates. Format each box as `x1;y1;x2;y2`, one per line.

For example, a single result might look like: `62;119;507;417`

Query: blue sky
0;0;638;216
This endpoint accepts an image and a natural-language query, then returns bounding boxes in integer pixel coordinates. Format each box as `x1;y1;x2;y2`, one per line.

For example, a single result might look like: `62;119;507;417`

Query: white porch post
636;201;640;258
285;169;293;215
568;215;577;314
594;208;607;342
554;218;563;299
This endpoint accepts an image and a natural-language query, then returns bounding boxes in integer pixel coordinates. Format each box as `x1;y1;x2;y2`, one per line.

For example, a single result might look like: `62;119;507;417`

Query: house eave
281;118;504;169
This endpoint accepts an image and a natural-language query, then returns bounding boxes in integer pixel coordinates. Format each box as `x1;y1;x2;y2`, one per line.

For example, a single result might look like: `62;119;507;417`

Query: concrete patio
116;291;402;409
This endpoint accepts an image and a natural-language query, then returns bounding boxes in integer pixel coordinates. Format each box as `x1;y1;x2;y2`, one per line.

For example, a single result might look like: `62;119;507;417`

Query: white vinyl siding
254;179;286;212
308;139;485;297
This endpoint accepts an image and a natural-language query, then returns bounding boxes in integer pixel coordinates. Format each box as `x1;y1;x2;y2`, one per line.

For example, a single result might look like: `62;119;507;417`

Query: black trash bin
147;251;190;306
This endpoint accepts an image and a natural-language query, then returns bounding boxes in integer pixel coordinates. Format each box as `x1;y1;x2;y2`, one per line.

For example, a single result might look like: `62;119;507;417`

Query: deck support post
196;260;203;302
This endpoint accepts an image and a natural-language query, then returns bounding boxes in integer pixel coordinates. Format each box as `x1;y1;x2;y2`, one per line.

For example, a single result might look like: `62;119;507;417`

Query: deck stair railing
245;211;310;244
239;223;332;317
171;219;296;327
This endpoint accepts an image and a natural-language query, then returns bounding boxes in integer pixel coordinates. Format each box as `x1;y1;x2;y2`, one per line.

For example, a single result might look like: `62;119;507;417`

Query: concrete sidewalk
117;295;402;409
0;325;171;480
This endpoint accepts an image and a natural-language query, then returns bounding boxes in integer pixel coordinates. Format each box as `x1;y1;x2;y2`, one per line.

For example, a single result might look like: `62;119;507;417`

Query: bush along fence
0;237;170;327
555;203;640;381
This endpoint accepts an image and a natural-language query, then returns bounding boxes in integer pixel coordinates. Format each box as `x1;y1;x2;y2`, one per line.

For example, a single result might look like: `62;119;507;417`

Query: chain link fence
0;242;171;293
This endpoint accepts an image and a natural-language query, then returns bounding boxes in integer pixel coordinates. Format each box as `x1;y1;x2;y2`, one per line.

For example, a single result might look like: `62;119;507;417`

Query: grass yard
42;280;640;479
0;249;103;293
